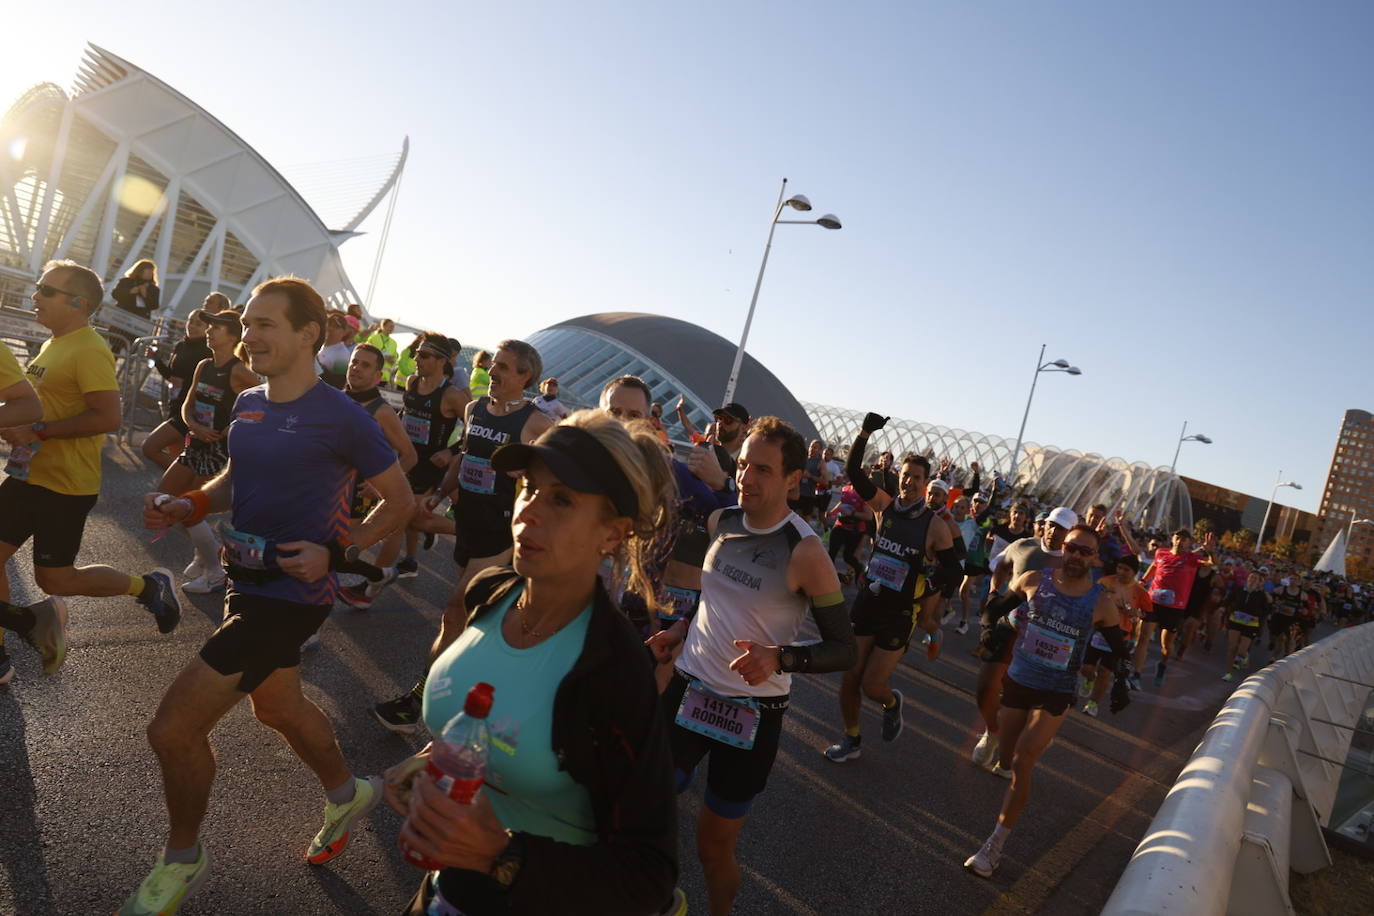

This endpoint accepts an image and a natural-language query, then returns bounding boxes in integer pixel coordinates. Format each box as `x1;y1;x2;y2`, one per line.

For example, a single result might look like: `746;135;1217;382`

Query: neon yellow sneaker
118;847;210;915
306;776;381;864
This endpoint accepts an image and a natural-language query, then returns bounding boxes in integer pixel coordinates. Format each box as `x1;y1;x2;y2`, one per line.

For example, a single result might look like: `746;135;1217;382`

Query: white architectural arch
803;401;1192;529
0;44;405;314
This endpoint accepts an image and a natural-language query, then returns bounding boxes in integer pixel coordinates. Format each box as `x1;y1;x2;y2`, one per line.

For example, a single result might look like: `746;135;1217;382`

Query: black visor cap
491;425;639;519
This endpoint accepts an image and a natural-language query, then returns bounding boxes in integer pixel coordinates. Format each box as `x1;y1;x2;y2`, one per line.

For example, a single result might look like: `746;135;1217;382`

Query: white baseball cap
1046;506;1078;530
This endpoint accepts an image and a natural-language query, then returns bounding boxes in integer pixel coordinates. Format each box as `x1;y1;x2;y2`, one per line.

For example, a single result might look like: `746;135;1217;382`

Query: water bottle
401;681;495;870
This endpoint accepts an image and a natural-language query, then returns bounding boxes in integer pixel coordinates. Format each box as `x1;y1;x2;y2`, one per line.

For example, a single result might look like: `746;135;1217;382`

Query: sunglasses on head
1064;543;1096;557
35;283;79;299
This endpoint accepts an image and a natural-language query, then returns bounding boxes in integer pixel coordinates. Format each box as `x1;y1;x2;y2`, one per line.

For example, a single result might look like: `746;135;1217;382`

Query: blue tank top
1007;575;1102;694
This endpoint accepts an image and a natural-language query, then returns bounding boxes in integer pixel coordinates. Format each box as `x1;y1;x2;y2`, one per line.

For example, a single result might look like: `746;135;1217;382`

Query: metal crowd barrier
116;333;178;445
1102;622;1374;915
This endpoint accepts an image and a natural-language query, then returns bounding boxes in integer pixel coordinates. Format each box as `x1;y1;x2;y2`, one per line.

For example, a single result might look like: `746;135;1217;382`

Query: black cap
492;425;639;519
192;308;242;328
417;336;455;360
713;402;750;425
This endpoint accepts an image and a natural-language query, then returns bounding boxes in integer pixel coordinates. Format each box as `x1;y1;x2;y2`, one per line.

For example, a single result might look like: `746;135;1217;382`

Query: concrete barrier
1102;622;1374;915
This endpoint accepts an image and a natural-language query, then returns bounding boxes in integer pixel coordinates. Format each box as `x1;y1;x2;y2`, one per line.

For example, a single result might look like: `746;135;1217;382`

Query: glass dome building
527;313;821;441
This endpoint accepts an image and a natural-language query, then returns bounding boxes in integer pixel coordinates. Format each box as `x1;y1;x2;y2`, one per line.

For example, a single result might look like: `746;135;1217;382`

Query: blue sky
6;2;1372;514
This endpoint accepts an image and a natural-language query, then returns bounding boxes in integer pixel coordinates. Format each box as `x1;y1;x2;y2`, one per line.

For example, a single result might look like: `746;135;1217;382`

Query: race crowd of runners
0;258;1370;914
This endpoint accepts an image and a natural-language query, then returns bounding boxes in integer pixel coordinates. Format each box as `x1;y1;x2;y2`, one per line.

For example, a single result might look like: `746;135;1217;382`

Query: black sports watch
488;831;525;890
777;647;798;673
325;538;360;570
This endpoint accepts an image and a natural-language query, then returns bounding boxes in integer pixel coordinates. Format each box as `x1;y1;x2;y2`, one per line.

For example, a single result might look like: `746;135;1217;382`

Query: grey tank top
679;507;816;698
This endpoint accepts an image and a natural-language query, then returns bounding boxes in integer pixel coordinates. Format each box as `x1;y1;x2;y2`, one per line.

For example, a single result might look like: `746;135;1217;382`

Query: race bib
218;524;268;569
403;413;431;444
866;552;910;592
675;680;760;750
458;454;497;495
1023;621;1075;670
1089;629;1111;652
1229;610;1258;626
4;442;40;481
194;399;214;428
1150;588;1177;606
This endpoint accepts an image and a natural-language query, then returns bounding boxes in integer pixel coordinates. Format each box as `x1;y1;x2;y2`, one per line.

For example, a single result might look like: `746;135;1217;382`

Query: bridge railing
1102;621;1374;915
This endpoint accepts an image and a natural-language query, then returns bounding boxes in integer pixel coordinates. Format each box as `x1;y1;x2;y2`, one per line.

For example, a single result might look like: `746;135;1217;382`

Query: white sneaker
182;571;226;594
183;557;204;579
971;731;996;766
964;838;1002;878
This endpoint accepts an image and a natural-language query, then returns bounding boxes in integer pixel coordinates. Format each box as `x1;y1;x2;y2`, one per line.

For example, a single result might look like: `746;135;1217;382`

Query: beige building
1315;409;1374;571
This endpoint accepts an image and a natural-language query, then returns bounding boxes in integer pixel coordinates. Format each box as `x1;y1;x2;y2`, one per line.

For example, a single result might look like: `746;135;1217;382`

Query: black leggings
828;526;863;577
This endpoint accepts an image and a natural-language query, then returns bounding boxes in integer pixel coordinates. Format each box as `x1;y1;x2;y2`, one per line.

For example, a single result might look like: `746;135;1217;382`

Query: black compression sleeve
932;545;964;589
783;601;856;674
1096;623;1128;658
985;587;1024;619
846;433;877;502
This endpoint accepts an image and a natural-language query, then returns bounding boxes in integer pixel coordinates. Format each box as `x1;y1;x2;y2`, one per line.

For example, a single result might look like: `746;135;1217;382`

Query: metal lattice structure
804;401;1192;529
0;44;406;315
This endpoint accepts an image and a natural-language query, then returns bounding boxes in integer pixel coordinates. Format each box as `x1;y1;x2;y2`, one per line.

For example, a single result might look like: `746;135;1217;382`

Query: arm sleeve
931;545;964;589
845;434;877;501
1094;623;1129;659
782;601;856;674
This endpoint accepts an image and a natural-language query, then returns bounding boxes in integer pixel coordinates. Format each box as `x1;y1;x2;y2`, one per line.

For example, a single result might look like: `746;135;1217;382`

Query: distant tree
1221;529;1257;552
1193;518;1215;537
1272;537;1298;561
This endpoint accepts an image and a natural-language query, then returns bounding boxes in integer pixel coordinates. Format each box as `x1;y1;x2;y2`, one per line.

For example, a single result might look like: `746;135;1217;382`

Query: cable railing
1102;622;1374;914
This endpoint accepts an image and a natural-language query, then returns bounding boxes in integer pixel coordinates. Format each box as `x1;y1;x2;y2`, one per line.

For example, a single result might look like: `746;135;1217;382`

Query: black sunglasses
1064;543;1096;557
35;283;80;299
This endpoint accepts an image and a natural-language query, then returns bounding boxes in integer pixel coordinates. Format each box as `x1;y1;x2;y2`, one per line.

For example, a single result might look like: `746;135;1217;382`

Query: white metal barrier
1102;622;1374;915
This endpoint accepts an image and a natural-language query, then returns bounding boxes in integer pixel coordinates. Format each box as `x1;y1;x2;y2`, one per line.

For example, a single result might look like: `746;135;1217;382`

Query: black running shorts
0;477;98;568
850;586;919;652
199;591;331;693
1226;620;1260;638
1143;602;1184;631
452;498;513;568
663;671;787;818
406;458;445;495
999;673;1073;717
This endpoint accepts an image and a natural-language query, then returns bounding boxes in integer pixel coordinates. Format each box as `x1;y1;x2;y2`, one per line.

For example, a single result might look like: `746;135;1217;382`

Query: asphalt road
0;442;1284;915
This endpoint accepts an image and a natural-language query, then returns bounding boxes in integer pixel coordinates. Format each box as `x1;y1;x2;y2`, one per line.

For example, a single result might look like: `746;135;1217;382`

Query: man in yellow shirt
0;260;182;680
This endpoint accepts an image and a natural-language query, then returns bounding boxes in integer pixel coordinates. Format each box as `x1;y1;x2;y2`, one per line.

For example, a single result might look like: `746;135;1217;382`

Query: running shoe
955;620;969;635
422;532;436;551
964;838;1002;878
881;689;904;742
182;571;226;595
823;733;862;763
1153;661;1167;687
306;776;382;864
182;557;203;580
656;887;689;916
1126;672;1142;692
337;584;373;610
1081;700;1099;718
926;629;943;662
374;690;423;734
971;731;998;767
1221;671;1235;682
1237;654;1249;668
1076;675;1094;699
138;568;183;634
117;846;211;915
19;596;68;675
987;762;1013;779
0;646;13;685
395;556;419;579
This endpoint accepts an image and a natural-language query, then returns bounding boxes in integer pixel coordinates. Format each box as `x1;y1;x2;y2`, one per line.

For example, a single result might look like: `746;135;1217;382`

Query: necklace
495;396;525;413
515;595;563;640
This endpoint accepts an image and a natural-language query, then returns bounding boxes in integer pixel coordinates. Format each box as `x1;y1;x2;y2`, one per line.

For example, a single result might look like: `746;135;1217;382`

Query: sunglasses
35;283;80;299
1064;543;1096;557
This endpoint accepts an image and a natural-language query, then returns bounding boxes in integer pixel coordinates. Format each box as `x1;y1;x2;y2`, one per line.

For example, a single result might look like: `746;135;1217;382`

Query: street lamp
1347;513;1374;544
1006;344;1082;485
721;178;842;407
1254;471;1302;554
1155;420;1212;528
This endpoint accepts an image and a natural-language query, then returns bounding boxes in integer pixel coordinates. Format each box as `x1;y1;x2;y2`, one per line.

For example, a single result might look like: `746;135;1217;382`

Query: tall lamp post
1254;471;1302;554
1347;513;1374;546
1154;420;1212;529
722;178;842;407
1006;343;1081;487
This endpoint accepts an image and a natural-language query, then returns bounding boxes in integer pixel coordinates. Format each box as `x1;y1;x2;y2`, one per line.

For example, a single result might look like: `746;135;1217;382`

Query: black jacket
111;277;159;317
434;566;678;915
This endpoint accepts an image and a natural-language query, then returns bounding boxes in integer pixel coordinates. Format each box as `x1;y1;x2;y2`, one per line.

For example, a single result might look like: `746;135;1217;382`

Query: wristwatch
325;538;359;570
31;421;49;441
488;831;525;890
777;647;798;673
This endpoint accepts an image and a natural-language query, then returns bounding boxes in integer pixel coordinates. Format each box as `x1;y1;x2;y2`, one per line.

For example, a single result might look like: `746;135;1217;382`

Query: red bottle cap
464;682;495;718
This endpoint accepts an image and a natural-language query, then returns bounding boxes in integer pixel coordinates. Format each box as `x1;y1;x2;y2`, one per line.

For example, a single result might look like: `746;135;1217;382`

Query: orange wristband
178;489;212;526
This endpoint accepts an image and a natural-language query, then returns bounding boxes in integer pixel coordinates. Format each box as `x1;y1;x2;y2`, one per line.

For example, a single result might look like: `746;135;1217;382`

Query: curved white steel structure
804;401;1193;528
0;44;404;314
